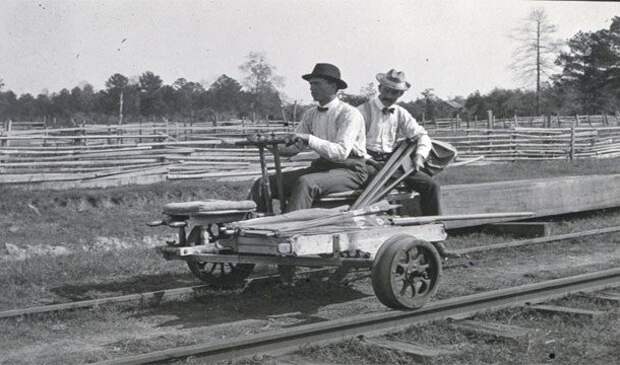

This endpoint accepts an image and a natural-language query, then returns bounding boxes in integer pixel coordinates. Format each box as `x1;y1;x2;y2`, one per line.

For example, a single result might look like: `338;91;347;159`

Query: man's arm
399;111;432;158
277;109;314;156
398;110;432;171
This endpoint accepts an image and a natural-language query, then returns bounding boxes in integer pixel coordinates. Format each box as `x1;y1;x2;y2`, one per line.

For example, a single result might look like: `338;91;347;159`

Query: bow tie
382;107;395;115
317;106;329;112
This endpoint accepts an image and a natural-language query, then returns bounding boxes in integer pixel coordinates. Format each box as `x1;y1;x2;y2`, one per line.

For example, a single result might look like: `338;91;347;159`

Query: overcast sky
1;0;618;103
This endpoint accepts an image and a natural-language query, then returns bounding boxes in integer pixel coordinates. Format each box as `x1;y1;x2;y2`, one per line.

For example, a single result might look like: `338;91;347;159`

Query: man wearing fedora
358;69;441;217
250;63;367;212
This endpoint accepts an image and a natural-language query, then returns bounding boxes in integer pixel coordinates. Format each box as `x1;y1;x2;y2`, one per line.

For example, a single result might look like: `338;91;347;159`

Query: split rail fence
1;117;619;187
426;113;620;130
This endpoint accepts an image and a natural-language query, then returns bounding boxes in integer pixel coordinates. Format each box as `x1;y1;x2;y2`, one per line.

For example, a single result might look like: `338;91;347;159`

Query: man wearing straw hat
250;63;367;212
358;69;441;216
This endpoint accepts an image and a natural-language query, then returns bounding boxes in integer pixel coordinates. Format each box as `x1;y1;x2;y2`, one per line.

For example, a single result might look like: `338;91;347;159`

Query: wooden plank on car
286;224;447;257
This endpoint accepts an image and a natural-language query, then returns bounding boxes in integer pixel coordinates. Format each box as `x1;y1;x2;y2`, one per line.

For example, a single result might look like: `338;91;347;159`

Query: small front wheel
185;226;254;288
371;235;442;310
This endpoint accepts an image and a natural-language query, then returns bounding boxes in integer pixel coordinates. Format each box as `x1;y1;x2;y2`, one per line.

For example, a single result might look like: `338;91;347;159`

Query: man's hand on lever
274;133;307;156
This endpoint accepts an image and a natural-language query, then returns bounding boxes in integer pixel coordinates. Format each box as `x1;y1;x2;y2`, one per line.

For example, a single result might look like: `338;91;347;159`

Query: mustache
379;95;397;104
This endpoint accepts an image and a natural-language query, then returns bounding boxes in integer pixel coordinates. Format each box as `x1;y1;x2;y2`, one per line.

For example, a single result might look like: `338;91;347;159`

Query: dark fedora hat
302;63;348;89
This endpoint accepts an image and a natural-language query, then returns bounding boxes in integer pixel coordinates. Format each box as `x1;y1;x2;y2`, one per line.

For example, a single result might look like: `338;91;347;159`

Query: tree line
0;16;618;126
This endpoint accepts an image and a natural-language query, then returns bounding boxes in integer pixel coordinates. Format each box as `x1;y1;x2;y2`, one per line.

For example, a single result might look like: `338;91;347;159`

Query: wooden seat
163;200;256;216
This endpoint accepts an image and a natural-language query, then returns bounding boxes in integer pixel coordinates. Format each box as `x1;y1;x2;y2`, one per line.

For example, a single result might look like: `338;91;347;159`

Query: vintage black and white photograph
1;0;619;364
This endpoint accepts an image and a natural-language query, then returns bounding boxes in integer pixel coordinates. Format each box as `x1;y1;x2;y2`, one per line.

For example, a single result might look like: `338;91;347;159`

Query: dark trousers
250;158;367;212
366;161;442;216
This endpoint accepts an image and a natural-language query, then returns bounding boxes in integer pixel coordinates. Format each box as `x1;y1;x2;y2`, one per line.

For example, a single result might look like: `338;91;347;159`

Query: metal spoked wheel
185;226;254;288
371;235;442;310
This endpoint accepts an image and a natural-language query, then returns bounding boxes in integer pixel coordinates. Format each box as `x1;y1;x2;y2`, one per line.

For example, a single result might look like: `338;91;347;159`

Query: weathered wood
274;355;335;365
365;338;456;359
450;320;532;340
525;304;605;317
483;222;552;238
581;292;620;303
442;174;620;229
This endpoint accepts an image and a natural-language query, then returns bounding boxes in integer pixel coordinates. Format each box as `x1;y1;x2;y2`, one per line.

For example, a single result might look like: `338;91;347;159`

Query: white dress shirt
296;97;367;162
358;96;432;158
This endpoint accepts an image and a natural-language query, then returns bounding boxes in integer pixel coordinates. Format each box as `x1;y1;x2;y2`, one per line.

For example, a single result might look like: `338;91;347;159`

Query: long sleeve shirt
358;96;432;158
296;97;367;162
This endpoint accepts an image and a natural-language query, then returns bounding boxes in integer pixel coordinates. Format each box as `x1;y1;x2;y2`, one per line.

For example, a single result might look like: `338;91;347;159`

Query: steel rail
94;267;620;365
451;225;620;255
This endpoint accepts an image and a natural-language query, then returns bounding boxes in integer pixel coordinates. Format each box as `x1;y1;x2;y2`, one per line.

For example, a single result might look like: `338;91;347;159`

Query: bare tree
239;52;285;120
509;8;563;114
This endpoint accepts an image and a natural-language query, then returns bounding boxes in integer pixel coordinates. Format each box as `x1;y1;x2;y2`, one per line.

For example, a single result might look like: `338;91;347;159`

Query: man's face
378;84;405;106
309;78;337;103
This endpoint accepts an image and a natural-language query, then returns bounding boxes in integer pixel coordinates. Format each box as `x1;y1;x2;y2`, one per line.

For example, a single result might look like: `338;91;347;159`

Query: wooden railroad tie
524;304;606;318
449;319;533;340
364;337;458;360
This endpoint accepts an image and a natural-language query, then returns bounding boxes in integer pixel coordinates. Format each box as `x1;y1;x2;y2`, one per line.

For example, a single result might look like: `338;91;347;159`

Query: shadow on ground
132;276;370;329
50;272;198;300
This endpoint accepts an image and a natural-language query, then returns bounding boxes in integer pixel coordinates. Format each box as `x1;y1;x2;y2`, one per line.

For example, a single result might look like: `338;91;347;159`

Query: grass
0;247;191;310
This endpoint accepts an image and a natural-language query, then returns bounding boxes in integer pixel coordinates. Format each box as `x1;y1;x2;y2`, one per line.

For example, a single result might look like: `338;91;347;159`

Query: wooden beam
442;174;620;229
525;304;605;318
483;222;552;238
450;320;532;340
365;338;457;360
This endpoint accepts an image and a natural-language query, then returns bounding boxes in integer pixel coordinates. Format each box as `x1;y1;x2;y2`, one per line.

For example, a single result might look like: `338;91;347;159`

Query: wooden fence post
1;119;11;147
164;117;169;142
575;114;580;127
513;114;519;129
569;124;576;160
487;110;493;129
80;120;86;146
43;123;48;147
510;131;516;160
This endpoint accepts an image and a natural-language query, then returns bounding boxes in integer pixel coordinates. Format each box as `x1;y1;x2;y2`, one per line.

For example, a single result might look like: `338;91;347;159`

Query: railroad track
93;267;620;365
2;225;618;320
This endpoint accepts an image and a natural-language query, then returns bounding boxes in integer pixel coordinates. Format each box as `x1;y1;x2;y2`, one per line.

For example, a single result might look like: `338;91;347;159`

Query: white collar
319;97;340;109
372;95;394;110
